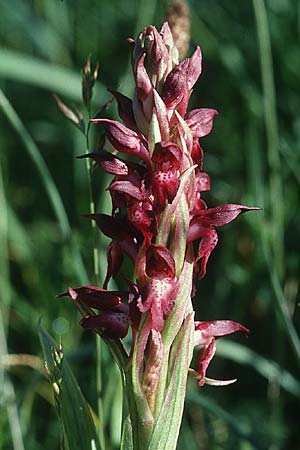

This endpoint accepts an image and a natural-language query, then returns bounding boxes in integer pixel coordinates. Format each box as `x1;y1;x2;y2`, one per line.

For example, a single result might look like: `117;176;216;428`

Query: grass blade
38;321;102;450
217;340;300;397
0;89;88;284
252;0;284;277
0;48;104;101
264;246;300;369
187;392;264;450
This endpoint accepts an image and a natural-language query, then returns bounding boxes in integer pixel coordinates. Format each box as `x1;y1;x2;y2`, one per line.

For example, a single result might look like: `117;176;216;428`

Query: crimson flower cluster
60;23;258;387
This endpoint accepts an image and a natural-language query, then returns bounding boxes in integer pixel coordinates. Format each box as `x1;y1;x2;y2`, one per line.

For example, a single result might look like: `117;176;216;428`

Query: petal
108;180;143;201
195;228;218;278
90;118;150;164
77;151;129;175
153;90;170;141
151;141;181;169
193;320;249;387
196;339;216;386
80;311;130;339
148;26;169;75
187;221;209;242
103;241;123;289
84;213;136;241
186;46;202;90
162;59;189;109
203;377;237;386
146;244;176;279
185;108;218;138
135;53;153;102
196;171;210;192
196;204;262;228
195;320;250;341
139;278;176;331
151;169;180;209
191;139;204;168
57;285;126;310
127;203;157;242
108;90;137;131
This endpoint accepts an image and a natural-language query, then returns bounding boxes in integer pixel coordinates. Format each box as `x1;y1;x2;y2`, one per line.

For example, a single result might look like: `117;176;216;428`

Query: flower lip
193;319;250;386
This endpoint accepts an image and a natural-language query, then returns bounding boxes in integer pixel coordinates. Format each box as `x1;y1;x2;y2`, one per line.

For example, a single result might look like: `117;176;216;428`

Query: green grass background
0;0;299;449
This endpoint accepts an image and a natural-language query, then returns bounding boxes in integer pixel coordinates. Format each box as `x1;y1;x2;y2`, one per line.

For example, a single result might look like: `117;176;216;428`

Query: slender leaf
217;340;300;397
0;48;104;101
120;416;133;450
0;89;88;285
253;0;284;277
38;321;102;450
187;392;264;450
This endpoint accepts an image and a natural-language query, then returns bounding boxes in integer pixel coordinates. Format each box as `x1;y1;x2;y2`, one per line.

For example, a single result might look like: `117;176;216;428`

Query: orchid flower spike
60;22;260;450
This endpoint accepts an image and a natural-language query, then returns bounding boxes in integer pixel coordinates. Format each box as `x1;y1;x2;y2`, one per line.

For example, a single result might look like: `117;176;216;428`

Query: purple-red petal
77;152;129;175
195;204;262;228
108;90;137;131
135;54;153;102
151;141;181;169
151;169;180;209
108;180;143;201
146;244;176;279
84;213;136;241
91;118;150;164
196;228;218;278
139;277;176;331
80;312;130;339
196;339;216;386
195;320;250;338
57;285;126;310
185;108;218;138
196;172;210;192
186;46;202;90
163;59;188;109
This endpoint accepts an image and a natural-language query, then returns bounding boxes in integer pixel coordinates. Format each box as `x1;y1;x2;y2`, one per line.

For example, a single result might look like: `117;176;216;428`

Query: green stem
253;0;284;278
0;155;10;330
84;120;105;449
263;242;300;368
0;164;24;450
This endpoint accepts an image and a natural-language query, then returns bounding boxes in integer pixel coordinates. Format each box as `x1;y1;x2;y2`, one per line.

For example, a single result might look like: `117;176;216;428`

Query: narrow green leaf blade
217;340;300;397
120;416;133;450
187;393;263;450
38;321;102;450
0;48;104;101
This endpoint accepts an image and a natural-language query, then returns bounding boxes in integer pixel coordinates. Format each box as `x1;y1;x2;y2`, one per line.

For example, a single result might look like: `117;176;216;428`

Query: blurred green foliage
0;0;299;449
